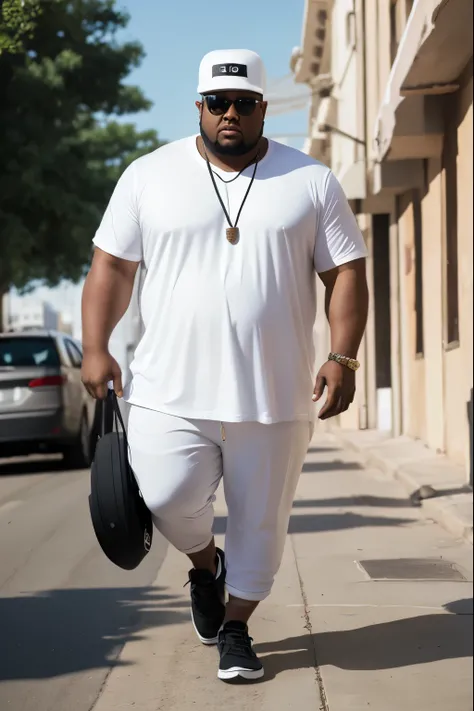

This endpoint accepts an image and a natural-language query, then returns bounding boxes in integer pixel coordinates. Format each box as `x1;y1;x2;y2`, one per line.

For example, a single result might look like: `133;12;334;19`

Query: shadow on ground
302;460;363;473
255;599;473;681
213;510;414;536
0;586;188;681
307;446;341;454
293;495;413;509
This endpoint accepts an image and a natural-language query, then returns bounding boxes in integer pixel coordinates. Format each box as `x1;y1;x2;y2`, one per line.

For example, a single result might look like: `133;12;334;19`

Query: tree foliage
0;0;42;55
0;0;163;323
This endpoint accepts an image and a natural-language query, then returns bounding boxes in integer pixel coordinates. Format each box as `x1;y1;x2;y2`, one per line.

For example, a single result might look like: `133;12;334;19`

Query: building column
389;213;402;436
362;217;378;430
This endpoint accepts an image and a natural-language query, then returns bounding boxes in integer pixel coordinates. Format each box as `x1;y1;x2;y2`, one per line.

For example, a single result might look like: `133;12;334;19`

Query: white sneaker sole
191;608;219;645
218;666;264;681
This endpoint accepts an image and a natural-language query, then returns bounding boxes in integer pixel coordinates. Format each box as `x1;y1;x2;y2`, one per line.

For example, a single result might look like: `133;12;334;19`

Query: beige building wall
397;195;427;442
329;0;396;433
294;1;472;478
363;0;379;160
397;196;411;437
362;1;473;476
422;159;445;453
331;0;359;178
443;71;473;471
376;0;392;109
364;0;391;163
330;0;368;430
389;214;402;436
357;0;395;433
396;69;473;474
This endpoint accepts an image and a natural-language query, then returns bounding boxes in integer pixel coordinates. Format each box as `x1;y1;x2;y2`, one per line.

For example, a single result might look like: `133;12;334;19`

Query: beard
200;120;264;157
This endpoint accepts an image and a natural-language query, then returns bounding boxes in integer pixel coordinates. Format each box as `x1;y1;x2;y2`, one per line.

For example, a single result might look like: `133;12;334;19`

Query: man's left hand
313;360;356;420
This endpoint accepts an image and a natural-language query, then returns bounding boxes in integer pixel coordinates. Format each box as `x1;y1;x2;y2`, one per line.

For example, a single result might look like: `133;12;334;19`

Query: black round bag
89;390;153;570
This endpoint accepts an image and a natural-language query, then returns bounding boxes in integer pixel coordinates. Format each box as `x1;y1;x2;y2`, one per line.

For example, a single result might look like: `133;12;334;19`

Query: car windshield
0;337;60;368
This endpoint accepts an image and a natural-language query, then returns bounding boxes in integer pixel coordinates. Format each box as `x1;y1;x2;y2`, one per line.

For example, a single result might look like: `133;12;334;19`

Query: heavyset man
81;49;368;682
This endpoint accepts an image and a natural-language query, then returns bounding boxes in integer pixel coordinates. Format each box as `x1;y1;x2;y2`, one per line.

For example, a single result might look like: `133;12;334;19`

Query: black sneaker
218;621;264;681
188;548;226;645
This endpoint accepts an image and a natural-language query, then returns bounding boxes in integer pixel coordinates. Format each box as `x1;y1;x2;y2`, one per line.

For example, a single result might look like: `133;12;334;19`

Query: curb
333;430;473;546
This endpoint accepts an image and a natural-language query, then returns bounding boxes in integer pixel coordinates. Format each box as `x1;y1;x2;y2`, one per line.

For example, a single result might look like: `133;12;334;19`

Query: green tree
0;1;163;330
0;0;42;55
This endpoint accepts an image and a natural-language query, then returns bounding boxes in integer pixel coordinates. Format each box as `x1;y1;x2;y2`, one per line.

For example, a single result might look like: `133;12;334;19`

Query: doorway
372;214;392;431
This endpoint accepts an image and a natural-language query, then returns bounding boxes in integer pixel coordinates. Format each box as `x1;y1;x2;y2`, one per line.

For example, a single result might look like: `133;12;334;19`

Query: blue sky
117;0;308;147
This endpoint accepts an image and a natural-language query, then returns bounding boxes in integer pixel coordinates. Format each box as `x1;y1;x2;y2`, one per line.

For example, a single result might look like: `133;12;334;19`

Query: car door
71;340;98;430
63;338;84;434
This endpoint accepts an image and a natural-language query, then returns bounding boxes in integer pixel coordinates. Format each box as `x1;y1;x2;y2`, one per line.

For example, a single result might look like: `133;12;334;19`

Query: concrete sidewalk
334;429;473;545
92;434;473;711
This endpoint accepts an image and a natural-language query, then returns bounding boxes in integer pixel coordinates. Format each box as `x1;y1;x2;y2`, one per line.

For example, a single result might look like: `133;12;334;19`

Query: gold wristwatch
328;352;360;371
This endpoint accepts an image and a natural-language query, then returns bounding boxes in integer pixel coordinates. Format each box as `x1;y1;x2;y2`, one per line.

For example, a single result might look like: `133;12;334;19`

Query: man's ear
195;100;203;113
261;101;268;119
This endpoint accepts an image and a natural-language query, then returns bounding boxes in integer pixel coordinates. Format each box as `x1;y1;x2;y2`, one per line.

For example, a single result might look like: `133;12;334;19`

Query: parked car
0;330;99;467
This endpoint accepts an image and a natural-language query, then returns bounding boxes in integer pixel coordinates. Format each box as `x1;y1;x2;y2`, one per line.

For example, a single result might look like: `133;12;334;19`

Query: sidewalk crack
291;536;330;711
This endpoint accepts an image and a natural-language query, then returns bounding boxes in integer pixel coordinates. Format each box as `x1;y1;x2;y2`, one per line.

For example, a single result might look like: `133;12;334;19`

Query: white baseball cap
197;49;266;96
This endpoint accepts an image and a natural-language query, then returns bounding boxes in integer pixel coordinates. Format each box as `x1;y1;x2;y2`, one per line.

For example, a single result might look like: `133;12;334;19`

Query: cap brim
198;76;264;96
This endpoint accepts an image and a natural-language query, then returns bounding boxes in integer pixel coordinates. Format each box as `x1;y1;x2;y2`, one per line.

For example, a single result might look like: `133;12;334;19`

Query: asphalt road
0;455;167;711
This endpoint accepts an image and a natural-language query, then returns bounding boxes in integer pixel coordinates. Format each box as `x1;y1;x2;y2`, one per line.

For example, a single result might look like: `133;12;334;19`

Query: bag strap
112;392;128;440
101;390;128;440
101;392;114;436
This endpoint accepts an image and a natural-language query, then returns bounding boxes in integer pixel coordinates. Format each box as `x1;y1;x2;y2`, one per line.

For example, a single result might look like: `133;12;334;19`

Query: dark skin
81;90;368;625
195;90;268;171
315;259;369;420
81;249;137;400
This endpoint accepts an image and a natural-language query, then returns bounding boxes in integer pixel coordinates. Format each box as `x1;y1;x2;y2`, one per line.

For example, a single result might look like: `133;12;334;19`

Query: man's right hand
81;350;123;400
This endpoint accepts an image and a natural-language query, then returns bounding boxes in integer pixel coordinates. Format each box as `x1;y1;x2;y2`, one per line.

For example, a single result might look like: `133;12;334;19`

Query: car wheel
62;411;91;470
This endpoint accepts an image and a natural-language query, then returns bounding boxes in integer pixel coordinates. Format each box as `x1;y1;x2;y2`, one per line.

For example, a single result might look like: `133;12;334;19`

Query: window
390;1;398;63
317;9;327;24
413;190;424;356
443;97;460;347
346;12;356;48
65;340;83;368
0;337;60;368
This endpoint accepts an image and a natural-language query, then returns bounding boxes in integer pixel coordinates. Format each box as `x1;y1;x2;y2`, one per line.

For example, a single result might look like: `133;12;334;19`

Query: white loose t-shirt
93;137;367;424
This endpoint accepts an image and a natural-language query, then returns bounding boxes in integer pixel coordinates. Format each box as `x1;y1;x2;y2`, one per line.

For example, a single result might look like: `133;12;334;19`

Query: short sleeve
93;161;142;262
314;170;368;273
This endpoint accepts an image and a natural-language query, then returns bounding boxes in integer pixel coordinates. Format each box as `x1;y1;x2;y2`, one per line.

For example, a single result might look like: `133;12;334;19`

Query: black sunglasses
203;95;260;117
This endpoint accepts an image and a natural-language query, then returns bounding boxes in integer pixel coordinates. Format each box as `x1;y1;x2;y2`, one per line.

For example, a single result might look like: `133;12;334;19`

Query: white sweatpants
127;406;312;601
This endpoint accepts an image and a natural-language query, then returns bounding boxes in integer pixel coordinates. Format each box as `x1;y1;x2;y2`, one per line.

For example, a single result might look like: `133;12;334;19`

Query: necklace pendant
226;227;240;245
